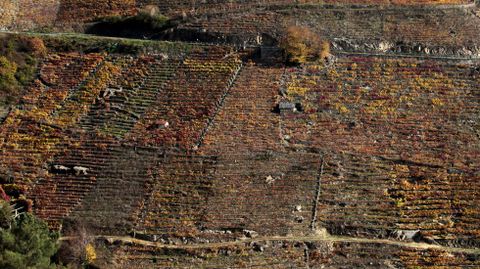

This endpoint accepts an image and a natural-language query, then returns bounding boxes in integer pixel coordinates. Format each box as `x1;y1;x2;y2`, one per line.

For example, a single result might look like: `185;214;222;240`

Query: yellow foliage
280;26;329;64
413;77;433;91
85;243;97;263
399;179;413;189
327;69;339;79
287;86;309;96
319;41;331;60
431;98;444;107
0;56;17;78
335;103;349;114
0;56;18;93
395;164;410;173
394;198;406;207
56;62;120;127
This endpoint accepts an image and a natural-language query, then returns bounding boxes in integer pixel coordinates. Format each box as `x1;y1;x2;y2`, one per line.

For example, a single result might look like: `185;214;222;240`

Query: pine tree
0;201;59;269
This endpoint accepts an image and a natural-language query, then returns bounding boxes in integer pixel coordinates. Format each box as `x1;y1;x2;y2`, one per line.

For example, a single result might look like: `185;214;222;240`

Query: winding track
59;233;480;255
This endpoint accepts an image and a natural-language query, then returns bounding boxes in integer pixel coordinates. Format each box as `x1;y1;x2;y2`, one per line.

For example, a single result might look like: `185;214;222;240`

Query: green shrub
134;12;169;29
101;12;169;29
0;200;60;269
0;36;44;105
0;202;13;229
15;55;36;85
0;56;19;96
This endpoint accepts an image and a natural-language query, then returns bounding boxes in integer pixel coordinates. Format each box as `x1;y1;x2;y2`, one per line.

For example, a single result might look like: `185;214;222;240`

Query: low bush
134;11;169;29
0;35;46;105
280;26;330;65
0;56;19;96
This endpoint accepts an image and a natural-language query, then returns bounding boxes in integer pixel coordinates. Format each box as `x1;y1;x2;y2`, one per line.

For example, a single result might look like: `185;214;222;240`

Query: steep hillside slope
1;0;480;267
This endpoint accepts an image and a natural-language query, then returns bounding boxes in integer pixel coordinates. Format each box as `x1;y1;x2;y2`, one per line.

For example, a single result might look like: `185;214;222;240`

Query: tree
0;56;19;96
0;200;59;269
0;201;12;229
279;26;330;64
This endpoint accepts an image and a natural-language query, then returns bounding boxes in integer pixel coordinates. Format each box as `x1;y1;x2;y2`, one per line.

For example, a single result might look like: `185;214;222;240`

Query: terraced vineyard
0;0;480;268
280;57;480;246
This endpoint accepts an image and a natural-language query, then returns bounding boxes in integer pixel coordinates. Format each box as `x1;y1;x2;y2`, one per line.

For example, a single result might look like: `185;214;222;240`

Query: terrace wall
138;0;474;16
180;6;480;57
